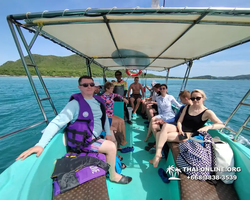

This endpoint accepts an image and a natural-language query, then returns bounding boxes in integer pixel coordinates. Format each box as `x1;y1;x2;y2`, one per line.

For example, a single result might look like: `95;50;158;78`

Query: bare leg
144;116;158;141
141;99;146;114
146;104;153;120
112;115;127;145
98;140;122;182
145;120;153;142
147;108;155;122
108;128;118;148
151;119;165;135
130;97;135;111
133;98;141;114
149;124;179;167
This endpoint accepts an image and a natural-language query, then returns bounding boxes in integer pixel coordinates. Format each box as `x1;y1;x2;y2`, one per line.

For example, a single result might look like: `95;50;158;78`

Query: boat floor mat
168;142;239;200
53;175;109;200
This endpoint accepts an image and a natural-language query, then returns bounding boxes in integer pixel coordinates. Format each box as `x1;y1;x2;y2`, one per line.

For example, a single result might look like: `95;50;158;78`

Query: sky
0;0;250;77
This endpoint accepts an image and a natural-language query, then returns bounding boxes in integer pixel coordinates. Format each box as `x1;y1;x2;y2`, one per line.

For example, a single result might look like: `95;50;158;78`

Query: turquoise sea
0;76;249;173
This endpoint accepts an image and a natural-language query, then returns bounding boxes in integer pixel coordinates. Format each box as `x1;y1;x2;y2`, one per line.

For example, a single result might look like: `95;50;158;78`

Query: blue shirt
36;98;111;148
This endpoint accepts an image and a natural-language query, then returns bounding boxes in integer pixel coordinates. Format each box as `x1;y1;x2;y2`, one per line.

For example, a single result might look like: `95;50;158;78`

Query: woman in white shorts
145;84;182;141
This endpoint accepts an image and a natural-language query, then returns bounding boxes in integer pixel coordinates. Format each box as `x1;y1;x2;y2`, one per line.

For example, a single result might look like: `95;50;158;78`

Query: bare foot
149;155;161;168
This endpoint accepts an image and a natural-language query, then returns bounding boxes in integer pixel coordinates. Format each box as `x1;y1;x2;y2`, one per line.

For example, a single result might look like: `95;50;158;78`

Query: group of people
16;72;225;186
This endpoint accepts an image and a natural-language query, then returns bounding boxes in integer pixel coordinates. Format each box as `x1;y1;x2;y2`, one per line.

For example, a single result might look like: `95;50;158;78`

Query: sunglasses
160;87;166;90
79;83;95;87
190;97;202;101
115;74;122;76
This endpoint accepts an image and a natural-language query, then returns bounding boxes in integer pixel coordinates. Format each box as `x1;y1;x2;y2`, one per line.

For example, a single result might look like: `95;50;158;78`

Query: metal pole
224;89;250;126
151;0;159;8
165;68;170;84
103;67;107;84
234;115;250;141
183;61;193;89
16;25;58;116
7;19;49;124
86;59;93;77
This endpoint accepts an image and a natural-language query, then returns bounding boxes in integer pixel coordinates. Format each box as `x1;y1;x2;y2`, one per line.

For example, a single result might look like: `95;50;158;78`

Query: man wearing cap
94;81;103;96
113;70;132;125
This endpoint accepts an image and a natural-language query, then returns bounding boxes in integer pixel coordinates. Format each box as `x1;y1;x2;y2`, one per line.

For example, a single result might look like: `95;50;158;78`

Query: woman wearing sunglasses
149;89;225;168
146;84;182;142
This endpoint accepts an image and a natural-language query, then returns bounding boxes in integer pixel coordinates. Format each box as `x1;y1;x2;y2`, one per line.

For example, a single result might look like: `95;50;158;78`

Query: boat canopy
7;7;250;71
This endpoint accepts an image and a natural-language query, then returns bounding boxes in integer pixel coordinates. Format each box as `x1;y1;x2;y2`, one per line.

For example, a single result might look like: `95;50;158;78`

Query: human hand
179;130;185;135
105;135;112;141
198;127;209;133
155;119;165;125
16;146;44;161
123;98;129;104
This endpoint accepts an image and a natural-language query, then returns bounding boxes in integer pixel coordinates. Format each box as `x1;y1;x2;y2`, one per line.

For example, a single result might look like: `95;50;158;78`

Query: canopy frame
3;7;250;140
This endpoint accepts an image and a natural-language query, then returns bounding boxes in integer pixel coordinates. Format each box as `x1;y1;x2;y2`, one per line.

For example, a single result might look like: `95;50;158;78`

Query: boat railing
0;19;60;141
0;120;46;140
221;89;250;141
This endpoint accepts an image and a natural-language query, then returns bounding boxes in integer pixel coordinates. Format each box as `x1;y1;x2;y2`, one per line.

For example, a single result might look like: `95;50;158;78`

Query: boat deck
107;115;179;200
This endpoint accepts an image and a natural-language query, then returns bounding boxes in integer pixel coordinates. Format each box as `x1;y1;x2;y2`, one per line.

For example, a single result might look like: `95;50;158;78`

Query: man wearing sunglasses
16;75;132;184
113;70;133;125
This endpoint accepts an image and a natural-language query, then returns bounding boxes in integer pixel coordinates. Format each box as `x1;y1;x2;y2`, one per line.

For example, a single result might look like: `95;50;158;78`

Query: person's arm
140;84;145;99
177;106;187;135
127;84;132;98
113;93;123;100
16;100;79;160
198;110;225;132
174;105;185;122
123;81;128;97
36;100;79;147
113;93;128;104
170;95;182;108
145;84;151;91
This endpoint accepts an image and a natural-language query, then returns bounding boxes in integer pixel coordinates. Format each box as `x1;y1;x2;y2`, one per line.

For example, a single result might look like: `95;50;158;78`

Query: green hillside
1;54;249;79
0;54;165;78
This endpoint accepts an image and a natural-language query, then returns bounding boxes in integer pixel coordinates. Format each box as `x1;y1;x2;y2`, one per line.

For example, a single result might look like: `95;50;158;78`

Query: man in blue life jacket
16;75;132;184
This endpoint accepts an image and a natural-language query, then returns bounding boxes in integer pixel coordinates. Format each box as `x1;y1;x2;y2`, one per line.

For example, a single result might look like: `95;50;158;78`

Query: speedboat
0;7;250;200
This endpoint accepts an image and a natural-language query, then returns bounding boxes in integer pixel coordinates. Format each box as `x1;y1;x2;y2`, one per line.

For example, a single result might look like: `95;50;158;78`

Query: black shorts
152;104;158;115
130;94;142;101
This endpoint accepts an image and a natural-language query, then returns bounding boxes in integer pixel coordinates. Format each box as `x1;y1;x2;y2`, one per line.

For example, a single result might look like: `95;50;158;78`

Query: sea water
0;76;249;173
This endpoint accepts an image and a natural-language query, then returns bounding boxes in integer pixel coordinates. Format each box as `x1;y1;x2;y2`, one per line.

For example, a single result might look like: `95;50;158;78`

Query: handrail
2;18;59;141
221;89;250;141
0;120;47;140
224;89;250;126
234;115;250;141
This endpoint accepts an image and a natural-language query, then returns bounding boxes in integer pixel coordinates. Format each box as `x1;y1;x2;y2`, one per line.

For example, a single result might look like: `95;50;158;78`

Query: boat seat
167;142;239;200
53;175;109;200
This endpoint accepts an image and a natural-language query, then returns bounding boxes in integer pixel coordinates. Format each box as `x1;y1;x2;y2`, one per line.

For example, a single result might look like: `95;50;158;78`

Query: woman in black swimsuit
149;89;225;168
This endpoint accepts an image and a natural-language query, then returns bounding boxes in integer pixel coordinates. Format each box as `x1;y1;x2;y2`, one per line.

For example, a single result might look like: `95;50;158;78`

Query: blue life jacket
66;93;106;152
